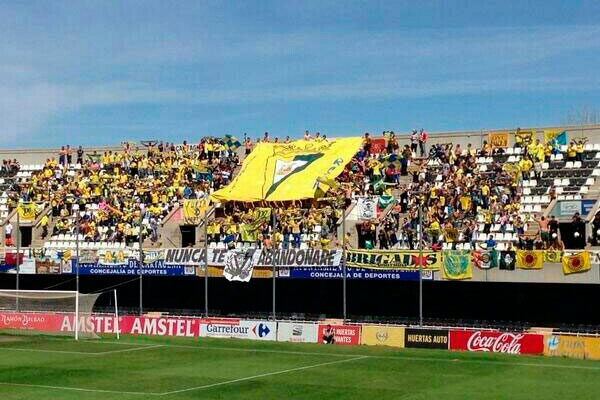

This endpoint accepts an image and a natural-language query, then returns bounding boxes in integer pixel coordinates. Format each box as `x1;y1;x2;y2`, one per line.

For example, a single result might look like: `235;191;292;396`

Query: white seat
555;154;564;161
533;204;542;213
565;161;574;169
580;186;589;194
542;162;549;170
554;178;562;186
584;144;594;151
541;195;550;204
573;161;582;169
593;169;600;177
506;147;514;155
594;144;600;151
574;194;582;200
524;205;533;213
561;178;570;186
533;195;541;204
523;188;531;195
586;178;595;186
565;195;574;200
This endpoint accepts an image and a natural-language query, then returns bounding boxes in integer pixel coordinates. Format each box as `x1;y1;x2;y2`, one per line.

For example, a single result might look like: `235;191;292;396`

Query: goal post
0;289;119;340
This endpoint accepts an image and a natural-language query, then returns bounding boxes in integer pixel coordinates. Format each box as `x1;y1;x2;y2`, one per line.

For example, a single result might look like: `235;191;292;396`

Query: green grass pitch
0;334;599;399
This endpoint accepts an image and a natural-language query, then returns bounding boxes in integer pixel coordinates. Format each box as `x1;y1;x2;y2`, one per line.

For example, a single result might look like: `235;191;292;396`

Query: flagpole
138;211;144;316
204;206;211;318
15;210;20;312
271;209;276;322
342;207;347;322
418;204;423;326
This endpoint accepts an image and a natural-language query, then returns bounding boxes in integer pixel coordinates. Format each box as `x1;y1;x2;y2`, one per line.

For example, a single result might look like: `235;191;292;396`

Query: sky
1;0;599;149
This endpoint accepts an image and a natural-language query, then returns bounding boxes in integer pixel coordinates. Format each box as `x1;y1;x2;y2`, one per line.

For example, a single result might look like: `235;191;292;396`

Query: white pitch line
0;381;157;396
158;355;369;396
95;344;164;355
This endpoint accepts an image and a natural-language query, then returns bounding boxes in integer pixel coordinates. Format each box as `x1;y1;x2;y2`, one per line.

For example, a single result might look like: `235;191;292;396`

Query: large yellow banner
211;138;363;202
361;325;405;348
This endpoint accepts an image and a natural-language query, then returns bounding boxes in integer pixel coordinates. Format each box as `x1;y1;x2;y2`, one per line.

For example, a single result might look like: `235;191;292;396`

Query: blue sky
1;1;599;148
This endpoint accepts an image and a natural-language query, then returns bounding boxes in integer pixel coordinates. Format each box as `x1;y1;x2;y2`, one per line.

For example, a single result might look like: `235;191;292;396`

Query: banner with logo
35;259;62;274
345;250;441;270
211;138;363;202
276;266;433;281
317;324;361;345
404;328;449;349
516;250;544;269
70;260;195;276
357;197;377;220
223;249;260;282
1;252;36;274
182;199;210;225
562;252;591;275
489;132;509;148
97;249;128;266
543;250;563;264
276;322;318;343
361;325;405;348
197;266;273;279
441;250;472;280
544;335;586;359
164;248;342;268
200;320;276;341
449;330;544;355
471;249;498;269
499;251;516;270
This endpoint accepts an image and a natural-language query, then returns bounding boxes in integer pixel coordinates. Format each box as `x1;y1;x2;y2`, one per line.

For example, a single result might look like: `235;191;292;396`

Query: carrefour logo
252;323;271;338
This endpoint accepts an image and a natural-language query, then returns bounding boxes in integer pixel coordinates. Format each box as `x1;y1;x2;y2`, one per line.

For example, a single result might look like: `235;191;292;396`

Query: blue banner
66;260;196;276
277;267;432;281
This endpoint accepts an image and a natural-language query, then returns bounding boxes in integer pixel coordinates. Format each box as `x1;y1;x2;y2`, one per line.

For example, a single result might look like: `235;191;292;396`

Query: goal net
0;290;118;340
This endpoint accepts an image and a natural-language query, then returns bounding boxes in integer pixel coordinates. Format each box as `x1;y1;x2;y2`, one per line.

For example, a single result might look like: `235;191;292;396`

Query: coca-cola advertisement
450;330;544;355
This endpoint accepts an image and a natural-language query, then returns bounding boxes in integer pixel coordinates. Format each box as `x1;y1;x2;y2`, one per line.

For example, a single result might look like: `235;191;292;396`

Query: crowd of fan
1;131;595;252
7;138;239;246
355;134;589;252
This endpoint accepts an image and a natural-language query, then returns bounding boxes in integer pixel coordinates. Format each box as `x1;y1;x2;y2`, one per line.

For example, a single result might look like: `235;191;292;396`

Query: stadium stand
1;126;599;259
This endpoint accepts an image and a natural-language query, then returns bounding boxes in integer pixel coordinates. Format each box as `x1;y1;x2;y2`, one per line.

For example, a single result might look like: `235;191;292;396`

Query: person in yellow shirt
567;142;577;161
518;157;533;180
576;140;585;162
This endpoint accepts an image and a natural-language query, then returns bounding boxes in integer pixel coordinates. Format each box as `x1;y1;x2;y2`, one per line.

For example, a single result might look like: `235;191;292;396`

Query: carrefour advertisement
277;267;433;281
199;320;277;341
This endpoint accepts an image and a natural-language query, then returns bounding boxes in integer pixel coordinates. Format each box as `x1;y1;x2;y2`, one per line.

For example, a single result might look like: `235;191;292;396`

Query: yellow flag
562;252;591;275
211;138;363;202
543;250;563;263
62;249;72;261
183;199;209;224
17;203;36;221
516;250;544;269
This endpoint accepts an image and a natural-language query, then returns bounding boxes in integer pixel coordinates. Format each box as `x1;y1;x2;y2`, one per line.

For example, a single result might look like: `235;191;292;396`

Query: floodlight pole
139;211;144;316
418;204;423;327
342;207;347;322
204;206;212;318
15;211;20;312
272;210;276;322
75;213;80;340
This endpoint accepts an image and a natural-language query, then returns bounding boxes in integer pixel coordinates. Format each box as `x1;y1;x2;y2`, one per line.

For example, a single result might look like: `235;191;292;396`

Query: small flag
442;250;472;280
543;250;563;263
223;135;242;150
499;251;516;270
516;250;544;269
562;252;591;275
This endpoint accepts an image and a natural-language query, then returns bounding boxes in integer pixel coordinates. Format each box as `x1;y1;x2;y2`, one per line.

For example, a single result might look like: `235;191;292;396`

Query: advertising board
404;328;449;349
361;325;405;348
276;322;318;343
317;324;360;345
449;330;544;355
